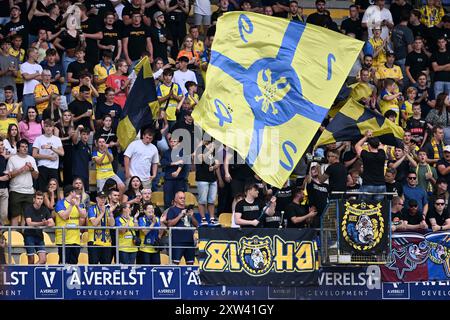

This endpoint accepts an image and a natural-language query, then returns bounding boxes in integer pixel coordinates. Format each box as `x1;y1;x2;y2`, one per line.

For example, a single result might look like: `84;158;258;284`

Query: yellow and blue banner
117;56;159;149
192;12;363;188
317;98;404;147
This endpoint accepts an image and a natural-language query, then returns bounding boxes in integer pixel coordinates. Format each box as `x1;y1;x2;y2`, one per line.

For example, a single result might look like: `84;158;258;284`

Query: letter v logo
42;272;56;288
159;270;173;288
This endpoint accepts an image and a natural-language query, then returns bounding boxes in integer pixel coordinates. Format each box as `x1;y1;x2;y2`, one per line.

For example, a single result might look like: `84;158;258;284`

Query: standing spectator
425;93;450;129
69;85;95;132
379;78;402;124
122;12;153;69
420;0;444;28
368;27;387;70
317;149;348;197
122;0;145;26
95;89;122;130
355;131;387;201
42;3;63;42
189;27;204;58
391;196;405;232
362;0;394;41
18;106;42;151
32;119;64;192
287;1;306;23
173;56;198;96
6;139;39;226
40;49;65;93
124;127;159;190
115;203;138;264
0;103;18;137
408;10;428;40
34;69;59;117
94;114;119;172
66;48;91;101
234;184;276;228
306;0;334;29
71;126;92;189
195;139;220;226
55;185;87;264
79;4;103;68
405;38;430;87
385;167;403;198
32;29;57;64
388;145;417;185
403;171;429;217
56;111;75;185
4;86;21;122
42;94;63;123
4;123;19;156
8;35;25;101
286;187;317;228
3;3;36;49
194;0;211;29
0;39;19;101
161;137;188;209
391;11;414;77
0;139;9;225
138;202;163;264
428;197;450;231
150;11;172;65
211;0;229;25
415;73;435;118
167;191;198;265
20;47;43;114
94;50;116;103
389;0;412;26
106;59;130;109
87;191;115;264
341;5;363;40
437;145;450;187
406;103;428;147
166;0;190;59
98;11;122;61
416;149;437;194
431;37;450;95
71;73;99;104
424;125;445;166
157;69;183;129
24;191;54;264
376;53;404;91
93;136;125;193
43;178;62;212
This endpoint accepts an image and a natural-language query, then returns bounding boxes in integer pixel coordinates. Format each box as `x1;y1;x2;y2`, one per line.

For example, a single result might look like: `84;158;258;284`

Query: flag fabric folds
117;56;158;149
192;12;363;188
316;98;405;147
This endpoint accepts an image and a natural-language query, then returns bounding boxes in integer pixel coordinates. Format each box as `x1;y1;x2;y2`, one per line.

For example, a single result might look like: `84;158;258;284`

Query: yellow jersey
94;62;116;94
369;37;386;69
138;216;161;254
55;199;82;245
87;205;112;246
34;83;59;114
72;86;94;104
0;118;17;137
5;102;21;122
8;47;25;84
379;89;400;124
156;83;183;121
376;64;403;82
92;149;115;180
193;39;205;56
116;216;138;253
420;5;445;28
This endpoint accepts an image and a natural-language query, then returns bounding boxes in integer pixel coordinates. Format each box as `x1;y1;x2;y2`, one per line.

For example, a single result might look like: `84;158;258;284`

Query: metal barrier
0;225;198;265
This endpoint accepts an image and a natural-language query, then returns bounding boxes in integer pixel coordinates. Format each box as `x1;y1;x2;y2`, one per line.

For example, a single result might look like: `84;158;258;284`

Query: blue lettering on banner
214;99;233;127
382;283;410;300
327;53;336;80
279;141;297;171
152;267;181;299
34;267;64;300
238;14;253;43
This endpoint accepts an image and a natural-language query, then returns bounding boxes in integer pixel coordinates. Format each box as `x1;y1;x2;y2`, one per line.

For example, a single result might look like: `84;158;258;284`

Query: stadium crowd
0;0;450;265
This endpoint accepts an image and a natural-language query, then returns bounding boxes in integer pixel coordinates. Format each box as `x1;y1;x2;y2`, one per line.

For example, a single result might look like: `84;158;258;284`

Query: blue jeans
119;251;137;264
22;94;35;115
62;54;76;97
434;81;450;95
197;181;218;205
359;184;387;202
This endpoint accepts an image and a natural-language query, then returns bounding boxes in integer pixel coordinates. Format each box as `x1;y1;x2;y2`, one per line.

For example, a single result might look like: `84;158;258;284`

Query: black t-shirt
406;117;428;145
29;0;48;36
124;24;150;61
285;202;308;228
229;163;254;180
67;61;92;82
85;0;115;20
95;102;122;129
69;99;93;129
24;205;51;238
361;149;386;186
405;51;430;81
59;31;80;52
149;25;170;63
235;199;264;228
0;155;7;189
100;25;121;57
401;208;424;225
42;106;61;123
428;207;450;226
170;120;195;152
389;2;413;26
122;3;142;19
340;18;363;40
195;145;217;182
387;159;411;185
415;86;435;118
42;16;61;36
437;158;450;186
386;181;404;199
94;126;118;154
426;26;450;54
273;186;293;213
3;19;29;49
342;149;359;171
424;141;444;161
408;23;428;40
306;13;334;28
72;141;92;179
431;50;450;82
306;180;328;227
80;17;101;65
325;162;347;194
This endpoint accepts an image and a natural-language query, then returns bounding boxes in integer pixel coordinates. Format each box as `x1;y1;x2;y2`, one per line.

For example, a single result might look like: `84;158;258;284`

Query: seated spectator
402;198;428;231
391;196;405;232
115;203;139;264
428;197;450;231
403;171;429;217
24;191;55;264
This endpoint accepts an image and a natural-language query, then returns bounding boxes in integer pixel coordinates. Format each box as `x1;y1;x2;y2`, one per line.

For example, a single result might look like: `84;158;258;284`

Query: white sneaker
200;218;208;226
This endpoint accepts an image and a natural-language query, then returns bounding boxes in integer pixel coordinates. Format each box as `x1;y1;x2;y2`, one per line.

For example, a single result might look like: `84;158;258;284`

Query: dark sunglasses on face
409;205;418;208
436;202;445;206
408;177;417;180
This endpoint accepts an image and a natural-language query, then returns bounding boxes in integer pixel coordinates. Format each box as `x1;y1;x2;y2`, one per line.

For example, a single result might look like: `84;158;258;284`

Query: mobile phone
186;204;194;211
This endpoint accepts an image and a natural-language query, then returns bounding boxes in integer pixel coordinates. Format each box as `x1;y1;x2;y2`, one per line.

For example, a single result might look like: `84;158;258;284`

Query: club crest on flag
240;236;273;276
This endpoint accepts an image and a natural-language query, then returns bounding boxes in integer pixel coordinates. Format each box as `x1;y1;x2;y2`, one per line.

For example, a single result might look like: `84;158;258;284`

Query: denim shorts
24;236;46;255
197;181;217;205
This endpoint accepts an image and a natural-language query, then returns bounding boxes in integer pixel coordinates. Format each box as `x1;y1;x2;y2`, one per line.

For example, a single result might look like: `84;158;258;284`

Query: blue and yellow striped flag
117;56;159;149
192;12;363;187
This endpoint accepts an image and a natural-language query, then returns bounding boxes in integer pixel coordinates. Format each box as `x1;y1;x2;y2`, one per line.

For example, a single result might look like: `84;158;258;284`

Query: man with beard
306;0;335;29
150;11;172;65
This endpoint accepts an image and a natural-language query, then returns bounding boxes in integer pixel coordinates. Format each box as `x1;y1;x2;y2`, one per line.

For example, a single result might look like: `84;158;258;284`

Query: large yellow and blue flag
317;98;405;147
117;56;159;149
192;12;363;188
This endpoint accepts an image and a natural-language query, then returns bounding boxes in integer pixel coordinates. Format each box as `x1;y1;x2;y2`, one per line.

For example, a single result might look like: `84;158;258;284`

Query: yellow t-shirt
55;199;82;245
5;102;22;121
193;39;204;56
93;149;115;180
157;83;183;121
379;90;400;124
401;100;414;127
376;65;403;82
420;5;445;28
186;93;199;108
34;83;59;114
116;216;138;253
8;47;25;84
72;86;94;104
369;38;386;69
94;63;116;94
0;118;17;137
87;205;112;246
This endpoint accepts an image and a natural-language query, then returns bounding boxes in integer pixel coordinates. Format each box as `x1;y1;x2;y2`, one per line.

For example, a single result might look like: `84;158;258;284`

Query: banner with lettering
198;228;319;286
381;232;450;282
338;199;390;255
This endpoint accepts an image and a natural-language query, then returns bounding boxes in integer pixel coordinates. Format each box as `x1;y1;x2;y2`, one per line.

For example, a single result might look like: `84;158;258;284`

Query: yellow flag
193;12;363;187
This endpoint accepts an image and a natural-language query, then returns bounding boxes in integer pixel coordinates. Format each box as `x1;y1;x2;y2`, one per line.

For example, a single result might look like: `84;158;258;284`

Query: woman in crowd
42;94;63;123
56;110;75;185
18;106;42;154
73;177;90;211
3;123;19;158
115;203;138;264
177;35;200;70
44;178;63;211
123;176;144;206
137;202;163;264
426;92;450;128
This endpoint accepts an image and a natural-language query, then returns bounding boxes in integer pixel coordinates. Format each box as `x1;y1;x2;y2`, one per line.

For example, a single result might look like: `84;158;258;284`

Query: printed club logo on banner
382;283;410;300
152;267;181;299
34;267;64;299
339;200;389;254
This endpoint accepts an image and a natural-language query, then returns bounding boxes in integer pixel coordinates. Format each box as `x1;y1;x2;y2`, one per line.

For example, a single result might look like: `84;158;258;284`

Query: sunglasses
408;177;417;180
409;205;418;208
436;203;445;206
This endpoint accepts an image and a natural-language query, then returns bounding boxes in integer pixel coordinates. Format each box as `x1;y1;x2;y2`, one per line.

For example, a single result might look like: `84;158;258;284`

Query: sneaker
200;218;208;226
209;218;221;227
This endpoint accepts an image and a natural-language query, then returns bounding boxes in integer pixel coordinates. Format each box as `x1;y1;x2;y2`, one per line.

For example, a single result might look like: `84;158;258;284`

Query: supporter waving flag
192;12;362;188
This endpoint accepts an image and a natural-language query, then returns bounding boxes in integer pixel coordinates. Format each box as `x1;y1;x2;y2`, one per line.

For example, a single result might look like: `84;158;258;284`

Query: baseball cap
97;191;107;198
444;145;450;153
11;5;20;10
63;185;75;196
153;11;164;20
